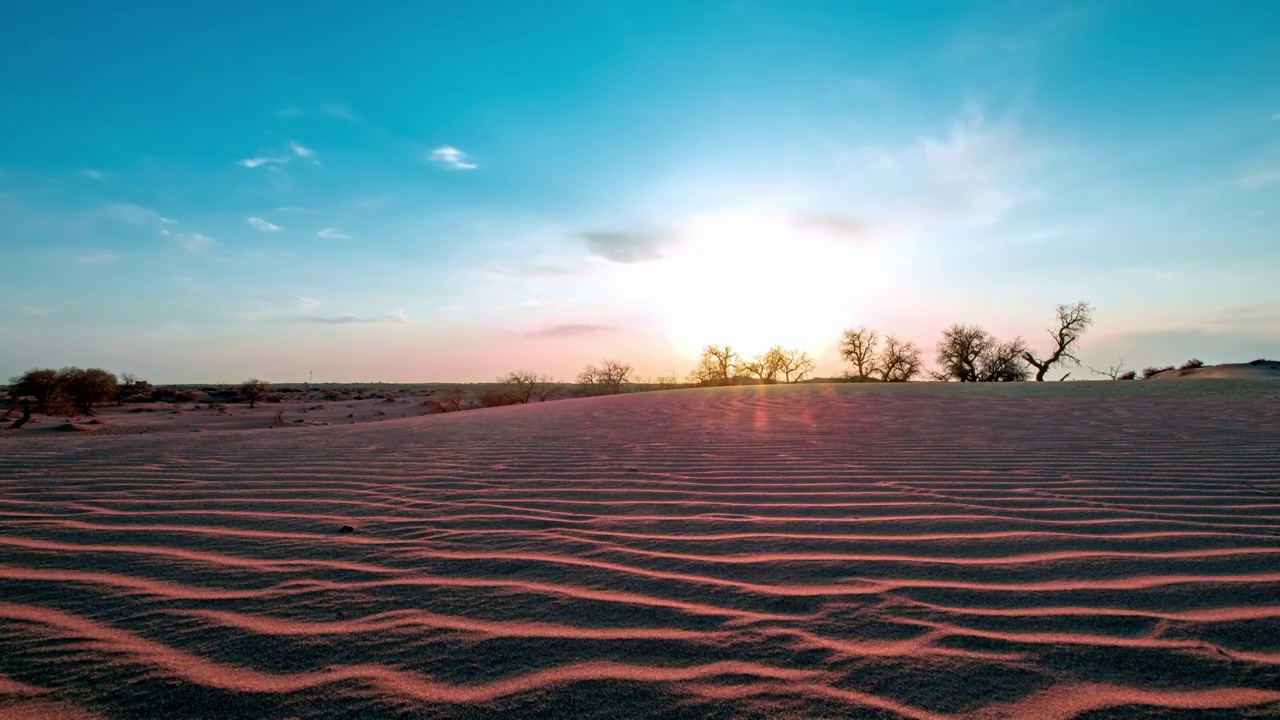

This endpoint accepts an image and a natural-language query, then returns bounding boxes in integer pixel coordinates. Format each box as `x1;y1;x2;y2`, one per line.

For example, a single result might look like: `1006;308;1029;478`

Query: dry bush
1142;366;1174;379
239;379;270;408
477;390;519;408
1180;359;1205;370
8;369;62;413
1118;370;1137;380
56;367;118;415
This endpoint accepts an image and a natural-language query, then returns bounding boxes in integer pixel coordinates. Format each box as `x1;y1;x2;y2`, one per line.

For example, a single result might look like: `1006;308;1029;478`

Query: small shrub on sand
1180;359;1205;370
1141;366;1174;379
1117;370;1137;380
239;379;270;408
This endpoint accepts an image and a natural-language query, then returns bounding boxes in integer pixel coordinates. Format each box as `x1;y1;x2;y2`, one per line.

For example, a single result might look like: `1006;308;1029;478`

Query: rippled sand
2;382;1279;719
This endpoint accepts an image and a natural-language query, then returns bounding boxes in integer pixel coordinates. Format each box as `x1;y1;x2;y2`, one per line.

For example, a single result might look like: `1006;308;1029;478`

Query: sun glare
649;210;879;360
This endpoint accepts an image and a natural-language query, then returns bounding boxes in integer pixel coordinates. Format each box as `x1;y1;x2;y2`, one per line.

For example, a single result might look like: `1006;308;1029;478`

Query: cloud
526;323;619;338
1238;167;1280;187
239;141;318;169
577;230;667;263
74;252;118;265
99;202;160;225
289;140;316;159
83;169;106;181
429;146;477;170
317;227;350;239
1205;305;1280;330
1273;113;1280;121
20;306;51;316
174;233;217;253
247;216;281;232
286;311;405;325
295;296;321;308
790;213;871;240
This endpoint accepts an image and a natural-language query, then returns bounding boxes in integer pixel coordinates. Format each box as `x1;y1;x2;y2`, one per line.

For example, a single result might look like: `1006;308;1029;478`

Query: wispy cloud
74;251;118;265
239;140;318;170
295;296;321;308
1238;167;1280;187
1273;113;1280;121
286;310;406;325
429;146;478;170
247;216;281;232
577;229;667;263
99;202;159;225
526;323;619;338
317;227;350;239
83;169;106;181
174;233;217;254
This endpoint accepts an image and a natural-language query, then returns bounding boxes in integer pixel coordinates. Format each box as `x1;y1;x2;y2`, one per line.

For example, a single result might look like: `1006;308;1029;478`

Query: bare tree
115;373;152;405
840;326;880;379
8;368;60;413
498;371;554;404
1023;302;1094;381
239;379;270;408
775;347;816;383
1090;358;1127;380
579;360;635;396
739;347;783;383
57;367;118;415
878;336;923;382
935;325;1029;382
689;345;741;384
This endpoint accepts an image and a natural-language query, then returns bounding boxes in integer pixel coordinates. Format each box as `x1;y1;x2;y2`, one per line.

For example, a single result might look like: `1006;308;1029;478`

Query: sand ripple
2;384;1278;718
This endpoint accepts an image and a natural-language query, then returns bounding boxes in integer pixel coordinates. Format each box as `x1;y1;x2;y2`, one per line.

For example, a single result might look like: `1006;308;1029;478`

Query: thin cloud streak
247;216;281;232
429;146;478;170
526;323;619;338
317;227;350;239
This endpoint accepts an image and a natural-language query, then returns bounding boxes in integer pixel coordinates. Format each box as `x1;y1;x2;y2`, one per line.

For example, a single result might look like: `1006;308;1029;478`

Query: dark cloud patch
527;323;618;339
577;230;666;263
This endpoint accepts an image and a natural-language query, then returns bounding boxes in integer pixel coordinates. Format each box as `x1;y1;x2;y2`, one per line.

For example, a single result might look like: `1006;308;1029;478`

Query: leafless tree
878;336;923;382
739;347;783;383
579;359;635;396
1090;358;1127;380
239;378;270;408
498;370;555;403
1022;302;1094;381
435;389;468;412
935;325;1029;382
689;345;741;384
840;326;880;379
775;347;816;383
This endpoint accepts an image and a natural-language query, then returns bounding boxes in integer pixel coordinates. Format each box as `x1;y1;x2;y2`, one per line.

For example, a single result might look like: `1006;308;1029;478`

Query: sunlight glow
648;210;884;359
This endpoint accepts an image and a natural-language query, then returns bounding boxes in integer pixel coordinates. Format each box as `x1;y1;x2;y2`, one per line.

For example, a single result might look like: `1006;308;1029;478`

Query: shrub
1117;370;1137;380
8;369;62;413
1141;366;1174;379
239;379;270;408
1179;359;1205;370
477;390;519;408
56;367;118;415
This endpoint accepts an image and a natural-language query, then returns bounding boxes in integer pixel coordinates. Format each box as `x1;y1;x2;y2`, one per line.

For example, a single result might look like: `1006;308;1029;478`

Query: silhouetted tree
775;347;816;383
739;347;783;383
935;325;1029;382
1023;302;1094;381
239;379;270;408
8;368;60;413
1180;358;1204;370
878;336;923;382
689;345;741;384
579;360;635;396
1118;370;1137;380
840;326;880;379
499;371;554;403
1141;366;1174;379
57;367;118;415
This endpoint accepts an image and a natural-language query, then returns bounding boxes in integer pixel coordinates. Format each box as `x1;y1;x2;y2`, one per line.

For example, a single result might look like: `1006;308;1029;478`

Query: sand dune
2;383;1279;718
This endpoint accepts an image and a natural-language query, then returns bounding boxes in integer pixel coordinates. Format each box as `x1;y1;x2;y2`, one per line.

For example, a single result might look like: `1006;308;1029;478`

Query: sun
648;210;880;360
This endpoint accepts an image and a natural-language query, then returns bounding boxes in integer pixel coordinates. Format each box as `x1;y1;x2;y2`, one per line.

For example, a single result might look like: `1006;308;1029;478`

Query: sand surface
2;382;1279;719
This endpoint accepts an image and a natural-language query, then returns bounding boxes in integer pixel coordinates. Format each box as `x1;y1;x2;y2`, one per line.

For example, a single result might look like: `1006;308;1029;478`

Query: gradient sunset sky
2;1;1277;382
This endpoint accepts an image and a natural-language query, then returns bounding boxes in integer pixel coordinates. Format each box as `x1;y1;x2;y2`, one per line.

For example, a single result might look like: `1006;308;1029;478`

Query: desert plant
579;360;635;396
935;325;1029;382
8;368;61;413
115;374;153;405
1118;370;1137;380
1090;359;1127;380
1022;302;1094;381
774;347;816;383
436;389;468;412
689;345;742;384
840;326;880;379
878;336;924;382
477;390;520;408
56;367;118;415
1141;366;1174;379
239;379;270;408
1180;358;1205;370
498;371;554;404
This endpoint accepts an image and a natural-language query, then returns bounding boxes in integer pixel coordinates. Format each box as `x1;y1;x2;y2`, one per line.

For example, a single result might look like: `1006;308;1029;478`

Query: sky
1;0;1278;383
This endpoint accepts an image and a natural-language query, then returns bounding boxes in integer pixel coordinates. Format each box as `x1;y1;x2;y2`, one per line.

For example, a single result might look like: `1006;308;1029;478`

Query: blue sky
1;1;1277;382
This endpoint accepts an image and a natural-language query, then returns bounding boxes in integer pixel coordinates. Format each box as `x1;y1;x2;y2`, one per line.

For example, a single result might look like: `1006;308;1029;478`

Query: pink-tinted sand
2;382;1279;718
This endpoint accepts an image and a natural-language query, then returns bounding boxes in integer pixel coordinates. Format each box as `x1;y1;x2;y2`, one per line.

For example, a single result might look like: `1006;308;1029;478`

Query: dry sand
1;382;1278;719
